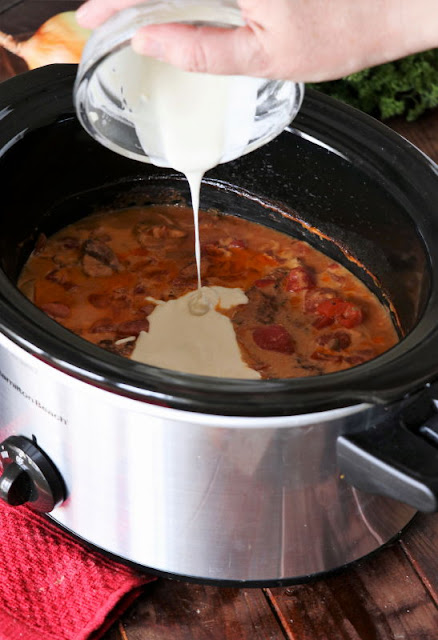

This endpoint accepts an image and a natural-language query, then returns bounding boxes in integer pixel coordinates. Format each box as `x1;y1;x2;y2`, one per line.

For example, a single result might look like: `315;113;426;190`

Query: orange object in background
0;11;90;69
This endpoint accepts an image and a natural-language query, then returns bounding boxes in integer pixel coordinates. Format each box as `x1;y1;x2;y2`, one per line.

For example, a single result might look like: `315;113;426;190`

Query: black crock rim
0;64;438;417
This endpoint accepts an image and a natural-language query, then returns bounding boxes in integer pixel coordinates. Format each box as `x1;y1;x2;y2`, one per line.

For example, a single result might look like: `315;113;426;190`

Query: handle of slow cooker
337;403;438;512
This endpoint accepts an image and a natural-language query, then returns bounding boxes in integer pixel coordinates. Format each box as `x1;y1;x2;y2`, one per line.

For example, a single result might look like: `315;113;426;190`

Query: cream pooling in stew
18;205;399;379
132;286;260;378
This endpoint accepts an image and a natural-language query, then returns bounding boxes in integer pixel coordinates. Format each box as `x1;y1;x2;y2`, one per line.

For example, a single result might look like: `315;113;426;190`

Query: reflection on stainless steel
352;487;386;545
0;332;415;583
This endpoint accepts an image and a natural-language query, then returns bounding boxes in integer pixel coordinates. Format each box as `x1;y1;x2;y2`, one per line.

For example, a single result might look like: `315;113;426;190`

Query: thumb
131;23;268;76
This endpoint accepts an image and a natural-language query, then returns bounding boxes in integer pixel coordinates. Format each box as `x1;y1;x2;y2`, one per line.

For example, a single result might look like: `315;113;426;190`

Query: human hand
76;0;438;82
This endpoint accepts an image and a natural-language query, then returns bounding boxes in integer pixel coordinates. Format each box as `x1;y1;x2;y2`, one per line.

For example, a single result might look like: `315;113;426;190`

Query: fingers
131;23;269;76
76;0;274;78
76;0;143;29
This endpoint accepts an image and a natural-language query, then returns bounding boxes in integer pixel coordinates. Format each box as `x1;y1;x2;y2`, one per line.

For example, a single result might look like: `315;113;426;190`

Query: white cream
131;287;261;378
98;46;261;377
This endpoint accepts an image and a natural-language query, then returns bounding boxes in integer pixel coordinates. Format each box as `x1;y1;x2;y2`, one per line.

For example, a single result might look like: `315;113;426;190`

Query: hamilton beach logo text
0;370;68;425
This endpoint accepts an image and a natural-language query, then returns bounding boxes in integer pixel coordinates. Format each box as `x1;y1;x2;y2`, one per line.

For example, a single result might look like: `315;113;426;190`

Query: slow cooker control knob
0;436;65;513
0;461;33;506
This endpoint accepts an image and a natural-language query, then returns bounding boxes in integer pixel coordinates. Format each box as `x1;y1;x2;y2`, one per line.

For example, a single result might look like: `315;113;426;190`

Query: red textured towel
0;500;156;640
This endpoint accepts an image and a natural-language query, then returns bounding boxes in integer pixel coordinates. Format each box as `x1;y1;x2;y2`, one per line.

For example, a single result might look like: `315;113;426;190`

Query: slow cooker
0;65;438;586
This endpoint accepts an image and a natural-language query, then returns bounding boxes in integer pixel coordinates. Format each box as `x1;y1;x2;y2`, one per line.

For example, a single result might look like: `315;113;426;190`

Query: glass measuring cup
74;0;304;167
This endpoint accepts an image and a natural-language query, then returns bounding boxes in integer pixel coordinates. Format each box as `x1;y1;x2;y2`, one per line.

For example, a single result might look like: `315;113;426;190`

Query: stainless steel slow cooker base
1;65;438;584
55;517;415;587
0;333;415;583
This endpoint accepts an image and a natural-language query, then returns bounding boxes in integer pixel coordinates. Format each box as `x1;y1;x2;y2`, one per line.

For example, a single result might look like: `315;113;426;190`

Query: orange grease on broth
18;205;399;379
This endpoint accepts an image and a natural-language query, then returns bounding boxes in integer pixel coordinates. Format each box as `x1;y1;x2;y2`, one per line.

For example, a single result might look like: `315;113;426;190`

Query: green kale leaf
309;49;438;121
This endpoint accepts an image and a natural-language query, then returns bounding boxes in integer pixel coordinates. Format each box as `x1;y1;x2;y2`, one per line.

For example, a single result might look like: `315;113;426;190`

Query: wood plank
400;512;438;604
266;543;438;640
389;109;438;163
118;579;285;640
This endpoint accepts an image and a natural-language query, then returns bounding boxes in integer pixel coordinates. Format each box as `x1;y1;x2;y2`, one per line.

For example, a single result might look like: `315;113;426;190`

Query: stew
18;205;399;379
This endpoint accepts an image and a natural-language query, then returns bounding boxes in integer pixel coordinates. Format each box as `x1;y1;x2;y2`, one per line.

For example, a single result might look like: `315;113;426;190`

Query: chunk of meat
49;237;81;267
149;225;186;239
316;331;351;351
82;238;120;276
82;255;114;278
134;223;186;247
202;243;231;258
253;324;294;354
45;269;77;291
59;236;81;249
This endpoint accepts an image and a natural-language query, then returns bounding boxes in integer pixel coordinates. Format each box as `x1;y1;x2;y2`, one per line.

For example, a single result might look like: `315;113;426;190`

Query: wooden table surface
1;2;438;638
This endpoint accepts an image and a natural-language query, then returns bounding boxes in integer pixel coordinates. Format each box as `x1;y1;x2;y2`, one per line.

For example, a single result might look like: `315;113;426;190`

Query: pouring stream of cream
104;47;260;377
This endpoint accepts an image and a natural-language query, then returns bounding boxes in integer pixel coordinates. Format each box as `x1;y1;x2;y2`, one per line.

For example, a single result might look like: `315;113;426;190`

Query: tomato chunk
315;298;364;328
304;288;338;313
316;298;348;318
285;266;315;292
253;324;294;354
338;302;364;328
